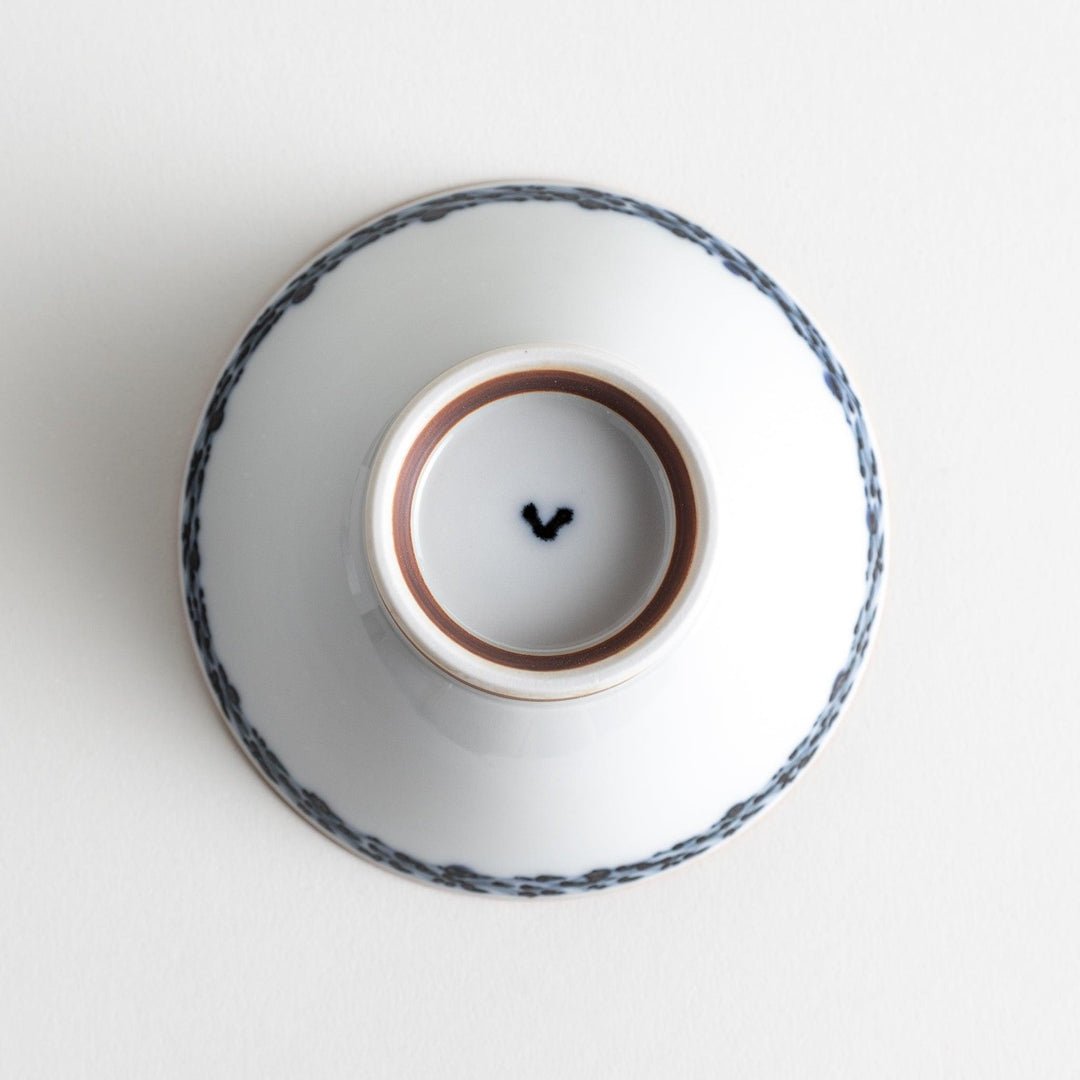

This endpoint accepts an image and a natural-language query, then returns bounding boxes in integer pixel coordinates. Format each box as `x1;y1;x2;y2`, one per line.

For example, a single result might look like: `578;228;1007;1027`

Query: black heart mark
522;502;574;541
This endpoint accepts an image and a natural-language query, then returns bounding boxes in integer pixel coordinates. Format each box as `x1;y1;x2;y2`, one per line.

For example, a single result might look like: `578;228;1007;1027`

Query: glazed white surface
196;197;867;874
413;388;672;653
363;343;712;700
3;1;1078;1077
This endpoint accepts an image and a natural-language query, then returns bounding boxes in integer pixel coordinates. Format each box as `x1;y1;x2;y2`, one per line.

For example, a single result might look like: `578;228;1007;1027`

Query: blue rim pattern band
181;184;885;896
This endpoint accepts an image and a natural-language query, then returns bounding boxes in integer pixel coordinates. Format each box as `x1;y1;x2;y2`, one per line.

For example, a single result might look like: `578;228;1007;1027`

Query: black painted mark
522;503;574;541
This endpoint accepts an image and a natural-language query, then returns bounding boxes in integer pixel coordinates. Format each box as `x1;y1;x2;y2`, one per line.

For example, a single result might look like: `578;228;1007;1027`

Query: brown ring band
392;369;698;671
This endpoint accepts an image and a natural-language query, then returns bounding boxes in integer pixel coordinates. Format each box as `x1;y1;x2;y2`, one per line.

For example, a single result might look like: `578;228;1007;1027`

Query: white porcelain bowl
180;183;886;896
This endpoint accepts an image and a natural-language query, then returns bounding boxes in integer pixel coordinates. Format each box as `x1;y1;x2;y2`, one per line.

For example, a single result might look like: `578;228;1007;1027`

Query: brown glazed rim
392;368;699;672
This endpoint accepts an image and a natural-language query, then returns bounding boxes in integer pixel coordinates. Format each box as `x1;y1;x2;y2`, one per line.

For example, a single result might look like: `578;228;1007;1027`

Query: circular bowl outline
179;182;886;897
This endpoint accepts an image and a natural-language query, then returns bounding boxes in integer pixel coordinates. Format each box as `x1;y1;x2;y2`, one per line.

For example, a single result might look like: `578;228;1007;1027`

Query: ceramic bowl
181;182;885;896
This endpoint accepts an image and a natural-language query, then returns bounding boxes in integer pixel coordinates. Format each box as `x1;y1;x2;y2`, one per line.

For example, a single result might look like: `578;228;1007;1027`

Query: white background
2;1;1078;1076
